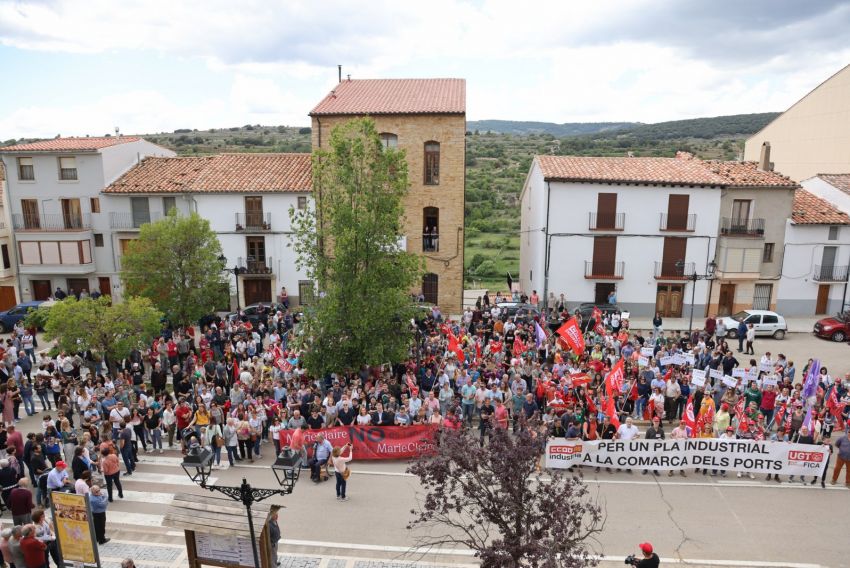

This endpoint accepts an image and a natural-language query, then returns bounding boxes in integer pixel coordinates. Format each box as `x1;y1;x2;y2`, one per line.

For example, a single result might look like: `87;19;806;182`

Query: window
130;197;150;228
297;196;307;211
763;315;779;324
829;226;840;240
422;273;439;304
20;199;40;229
379;133;398;149
732;199;751;221
244;196;265;229
763;242;774;263
90;197;100;213
94;234;104;247
423;207;439;252
753;283;772;310
424;141;440;185
119;238;137;256
17;157;34;181
298;280;315;305
1;245;9;270
17;240;91;265
246;237;266;271
61;198;83;229
58;157;77;181
162;196;177;214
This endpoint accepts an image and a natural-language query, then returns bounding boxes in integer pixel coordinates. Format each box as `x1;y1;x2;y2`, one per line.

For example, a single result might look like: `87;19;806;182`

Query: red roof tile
103;153;312;194
818;174;850;196
792;189;850;224
0;136;141;153
701;160;798;188
310;78;465;116
536;155;728;185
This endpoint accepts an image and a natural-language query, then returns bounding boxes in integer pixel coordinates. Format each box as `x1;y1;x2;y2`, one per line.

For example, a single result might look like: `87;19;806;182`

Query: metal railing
654;261;695;279
584;260;624;279
109;211;162;229
235;212;272;231
814;264;849;282
720;217;765;236
13;213;91;231
237;256;273;274
588;212;625;231
660;213;696;231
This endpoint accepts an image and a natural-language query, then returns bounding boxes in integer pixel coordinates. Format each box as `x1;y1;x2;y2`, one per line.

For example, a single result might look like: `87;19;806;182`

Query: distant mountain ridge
468;112;780;139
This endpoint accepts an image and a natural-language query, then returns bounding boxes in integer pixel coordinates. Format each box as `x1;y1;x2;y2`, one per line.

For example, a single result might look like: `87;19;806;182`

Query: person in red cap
45;460;72;501
630;542;659;568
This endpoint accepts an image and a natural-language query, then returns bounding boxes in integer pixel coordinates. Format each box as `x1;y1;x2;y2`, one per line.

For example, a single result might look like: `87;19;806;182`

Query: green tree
290;118;421;376
121;211;228;326
44;296;162;369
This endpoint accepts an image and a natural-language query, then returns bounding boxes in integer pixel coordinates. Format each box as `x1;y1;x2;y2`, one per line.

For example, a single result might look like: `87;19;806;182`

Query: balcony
236;213;271;232
720;217;765;237
13;213;91;231
588;212;625;231
654;261;695;280
584;260;624;279
814;264;849;282
423;231;439;252
237;256;273;275
109;211;162;230
660;213;696;232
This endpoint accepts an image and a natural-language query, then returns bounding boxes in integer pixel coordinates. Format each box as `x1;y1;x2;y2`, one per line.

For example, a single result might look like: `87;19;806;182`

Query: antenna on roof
338;64;342;83
115;126;120;138
347;74;351;82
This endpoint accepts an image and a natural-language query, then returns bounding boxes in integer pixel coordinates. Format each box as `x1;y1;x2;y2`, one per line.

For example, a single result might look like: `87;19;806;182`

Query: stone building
309;78;466;313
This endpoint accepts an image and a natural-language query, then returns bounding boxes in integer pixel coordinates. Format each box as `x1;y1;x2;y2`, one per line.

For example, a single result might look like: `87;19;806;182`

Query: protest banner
638;356;649;368
50;492;100;567
722;375;739;388
671;353;687;366
691;369;706;387
279;425;437;460
709;368;723;381
640;347;654;357
659;356;675;366
545;438;830;477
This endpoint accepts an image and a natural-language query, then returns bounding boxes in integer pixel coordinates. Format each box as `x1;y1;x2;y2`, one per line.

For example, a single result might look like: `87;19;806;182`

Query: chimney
338;65;342;83
759;141;772;171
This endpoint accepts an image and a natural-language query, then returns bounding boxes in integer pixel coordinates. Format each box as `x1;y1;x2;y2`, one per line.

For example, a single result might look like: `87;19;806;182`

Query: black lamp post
676;259;717;336
181;445;302;568
218;254;246;311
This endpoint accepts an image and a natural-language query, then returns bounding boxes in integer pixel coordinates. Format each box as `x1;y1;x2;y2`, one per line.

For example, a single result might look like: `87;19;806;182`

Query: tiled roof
310;78;465;116
792;189;850;225
103;153;312;194
701;160;798;188
0;136;141;152
818;174;850;196
536;155;729;186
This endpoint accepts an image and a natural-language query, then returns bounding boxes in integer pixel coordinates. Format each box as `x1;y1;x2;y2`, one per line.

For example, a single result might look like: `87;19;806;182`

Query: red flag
733;395;745;419
406;375;420;398
827;387;846;429
585;393;597;415
512;336;525;358
604;359;625;397
474;340;482;364
683;395;696;437
696;402;714;435
774;402;787;429
604;395;620;429
594;322;606;336
570;373;592;388
447;332;465;362
592;306;603;323
556;318;585;355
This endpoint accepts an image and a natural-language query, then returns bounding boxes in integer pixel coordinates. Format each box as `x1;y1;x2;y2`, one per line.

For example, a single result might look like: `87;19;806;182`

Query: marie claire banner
279;425;438;460
545;438;829;477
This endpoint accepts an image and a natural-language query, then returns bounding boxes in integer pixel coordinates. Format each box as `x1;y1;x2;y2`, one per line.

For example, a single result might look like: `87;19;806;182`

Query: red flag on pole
556;318;585;355
683;394;696;437
604;359;625;397
604;395;620;429
570;373;592;388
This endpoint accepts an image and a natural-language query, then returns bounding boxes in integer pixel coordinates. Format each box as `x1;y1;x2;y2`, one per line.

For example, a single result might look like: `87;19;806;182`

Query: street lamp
675;259;717;337
218;254;246;311
181;444;302;568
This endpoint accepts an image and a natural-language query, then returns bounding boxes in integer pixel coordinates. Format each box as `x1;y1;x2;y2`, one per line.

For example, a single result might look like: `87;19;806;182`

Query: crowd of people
0;290;843;564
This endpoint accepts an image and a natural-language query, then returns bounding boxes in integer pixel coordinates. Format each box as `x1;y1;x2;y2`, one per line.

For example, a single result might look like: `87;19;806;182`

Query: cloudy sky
1;0;849;138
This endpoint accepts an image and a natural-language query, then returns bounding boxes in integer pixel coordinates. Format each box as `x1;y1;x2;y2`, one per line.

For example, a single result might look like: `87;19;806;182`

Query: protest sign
671;353;687;366
279;425;437;460
683;353;696;366
691;369;706;387
709;368;723;380
640;347;654;357
659;356;675;366
732;368;746;379
722;375;739;388
763;376;779;387
638;356;649;368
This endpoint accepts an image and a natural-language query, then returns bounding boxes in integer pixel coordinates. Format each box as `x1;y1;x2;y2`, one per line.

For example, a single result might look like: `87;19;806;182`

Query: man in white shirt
109;401;130;437
615;417;639;474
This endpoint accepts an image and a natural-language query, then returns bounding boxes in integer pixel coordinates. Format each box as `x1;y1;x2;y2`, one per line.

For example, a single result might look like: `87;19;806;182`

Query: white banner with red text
545;438;829;476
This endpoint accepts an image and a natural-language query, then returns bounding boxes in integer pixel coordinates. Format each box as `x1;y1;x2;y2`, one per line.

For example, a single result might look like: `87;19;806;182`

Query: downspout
2;157;25;302
542;180;552;314
705;235;715;318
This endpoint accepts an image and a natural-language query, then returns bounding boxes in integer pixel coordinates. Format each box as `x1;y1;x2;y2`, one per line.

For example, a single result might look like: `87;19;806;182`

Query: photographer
626;543;659;568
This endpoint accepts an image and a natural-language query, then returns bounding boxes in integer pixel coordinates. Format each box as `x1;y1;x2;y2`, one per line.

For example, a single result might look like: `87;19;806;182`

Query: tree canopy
290;117;421;376
120;211;228;326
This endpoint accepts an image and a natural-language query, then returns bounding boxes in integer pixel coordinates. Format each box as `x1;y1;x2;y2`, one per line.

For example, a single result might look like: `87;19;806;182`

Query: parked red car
813;312;850;342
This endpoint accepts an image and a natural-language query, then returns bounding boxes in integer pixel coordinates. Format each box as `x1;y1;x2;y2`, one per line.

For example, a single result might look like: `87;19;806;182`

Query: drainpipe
542;181;552;314
2;157;25;302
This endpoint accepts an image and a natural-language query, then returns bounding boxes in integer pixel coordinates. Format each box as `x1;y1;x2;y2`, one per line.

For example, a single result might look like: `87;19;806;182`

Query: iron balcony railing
237;256;273;274
235;212;272;231
588;212;625;231
660;213;696;232
654;261;695;279
720;217;765;236
13;213;91;231
584;260;624;279
109;211;162;229
814;264;849;282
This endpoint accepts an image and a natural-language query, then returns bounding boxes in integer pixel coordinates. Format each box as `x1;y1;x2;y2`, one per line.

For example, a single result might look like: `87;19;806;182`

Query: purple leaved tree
407;424;605;568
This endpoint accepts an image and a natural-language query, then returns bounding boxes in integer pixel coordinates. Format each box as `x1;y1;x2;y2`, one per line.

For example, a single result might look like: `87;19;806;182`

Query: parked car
495;302;540;322
227;302;286;327
576;303;620;319
0;300;48;333
813;312;850;342
720;310;787;340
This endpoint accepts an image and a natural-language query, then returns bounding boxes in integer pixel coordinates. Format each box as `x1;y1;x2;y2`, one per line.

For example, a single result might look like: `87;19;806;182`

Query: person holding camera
332;442;353;501
626;542;659;568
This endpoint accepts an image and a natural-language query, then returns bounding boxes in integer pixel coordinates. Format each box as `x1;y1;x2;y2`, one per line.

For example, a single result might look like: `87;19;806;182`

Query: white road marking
119;490;175;504
119;471;218;486
109;511;166;527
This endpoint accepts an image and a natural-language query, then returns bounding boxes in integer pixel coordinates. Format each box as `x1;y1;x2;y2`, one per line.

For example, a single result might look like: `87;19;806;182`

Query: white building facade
0;167;17;309
777;188;850;316
0;137;175;302
520;155;723;318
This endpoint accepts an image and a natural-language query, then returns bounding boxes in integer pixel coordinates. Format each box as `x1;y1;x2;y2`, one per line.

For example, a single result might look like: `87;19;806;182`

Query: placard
51;492;99;567
638;356;649;368
762;376;779;387
640;347;655;357
659;356;674;366
722;375;739;388
621;312;630;320
691;369;706;387
671;353;687;366
732;368;746;379
759;362;774;372
195;533;256;567
709;368;723;380
683;353;696;366
747;367;760;380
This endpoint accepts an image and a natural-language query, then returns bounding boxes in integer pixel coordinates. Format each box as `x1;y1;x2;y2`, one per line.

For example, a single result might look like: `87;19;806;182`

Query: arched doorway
422;273;439;305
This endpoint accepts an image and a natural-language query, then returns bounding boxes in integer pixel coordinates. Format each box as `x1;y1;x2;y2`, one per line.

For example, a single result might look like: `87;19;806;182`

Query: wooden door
98;277;111;298
31;280;51;301
656;285;684;317
21;200;40;229
816;284;830;315
661;237;687;277
595;283;615;305
243;279;272;305
423;273;439;305
655;287;668;317
67;278;89;296
596;193;617;229
592;236;617;276
61;198;82;229
245;197;264;228
718;283;735;316
0;287;16;311
667;194;689;230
